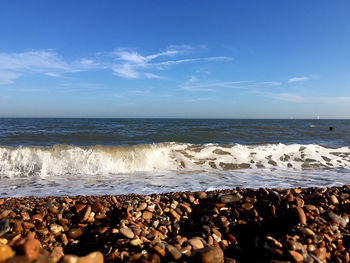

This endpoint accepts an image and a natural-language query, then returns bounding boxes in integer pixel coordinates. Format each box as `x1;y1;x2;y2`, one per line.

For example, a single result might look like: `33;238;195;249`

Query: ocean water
0;118;349;197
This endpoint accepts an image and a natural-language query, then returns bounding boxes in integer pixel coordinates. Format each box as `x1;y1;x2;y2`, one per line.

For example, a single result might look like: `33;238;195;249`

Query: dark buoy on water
329;126;334;131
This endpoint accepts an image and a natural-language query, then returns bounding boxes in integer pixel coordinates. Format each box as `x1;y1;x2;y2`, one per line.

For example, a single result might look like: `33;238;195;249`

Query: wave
0;143;349;177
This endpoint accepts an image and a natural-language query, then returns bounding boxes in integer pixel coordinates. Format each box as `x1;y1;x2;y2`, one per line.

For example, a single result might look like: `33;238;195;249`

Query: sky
0;1;349;118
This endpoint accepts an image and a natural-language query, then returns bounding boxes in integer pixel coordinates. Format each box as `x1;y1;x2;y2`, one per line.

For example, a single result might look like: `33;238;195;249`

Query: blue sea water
0;118;349;197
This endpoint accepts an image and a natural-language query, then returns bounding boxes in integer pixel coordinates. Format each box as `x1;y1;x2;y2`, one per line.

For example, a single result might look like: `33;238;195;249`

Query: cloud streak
0;47;233;84
288;76;309;83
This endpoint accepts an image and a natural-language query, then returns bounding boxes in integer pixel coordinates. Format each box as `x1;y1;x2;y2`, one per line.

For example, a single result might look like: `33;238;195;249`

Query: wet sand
0;185;349;262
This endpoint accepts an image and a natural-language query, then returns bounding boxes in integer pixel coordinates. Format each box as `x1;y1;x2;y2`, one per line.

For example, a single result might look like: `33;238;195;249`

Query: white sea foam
0;143;349;178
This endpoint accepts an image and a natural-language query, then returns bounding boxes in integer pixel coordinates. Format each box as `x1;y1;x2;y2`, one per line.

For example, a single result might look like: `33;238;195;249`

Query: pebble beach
0;186;349;263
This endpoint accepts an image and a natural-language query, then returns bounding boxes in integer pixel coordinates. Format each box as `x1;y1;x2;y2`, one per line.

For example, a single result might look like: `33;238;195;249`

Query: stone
242;203;254;210
329;195;339;205
0;219;10;236
153;243;166;257
288;250;303;263
197;191;207;199
219;193;242;203
120;227;134;239
327;212;347;226
286;240;304;251
190;246;224;263
50;246;64;261
180;203;192;213
314;247;327;261
61;255;79;263
166;244;182;260
77;251;104;263
50;224;64;235
32;214;43;223
142;211;153;220
0;243;16;263
92;202;104;213
188;237;204;250
130;238;142;246
68;228;83;239
138;202;147;211
76;205;91;223
6;256;31;263
291;206;307;225
22;237;41;260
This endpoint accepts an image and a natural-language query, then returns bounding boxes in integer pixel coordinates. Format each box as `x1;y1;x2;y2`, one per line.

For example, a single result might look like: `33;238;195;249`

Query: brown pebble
20;211;30;221
76;205;91;223
288;250;303;263
138;202;147;211
291;206;307;225
22;222;35;229
61;255;79;263
197;191;207;199
76;251;103;263
92;202;104;213
220;193;242;203
190;246;224;263
60;233;69;246
329;195;339;205
68;228;83;239
6;256;31;263
50;246;64;261
0;243;16;263
188;237;204;250
120;227;134;239
242;203;254;210
166;244;182;260
153;243;166;257
31;214;43;223
142;211;153;220
22;237;41;260
180;203;192;213
314;247;327;261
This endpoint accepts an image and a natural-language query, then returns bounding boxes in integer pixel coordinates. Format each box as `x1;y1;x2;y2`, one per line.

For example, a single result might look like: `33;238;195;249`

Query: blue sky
0;1;349;118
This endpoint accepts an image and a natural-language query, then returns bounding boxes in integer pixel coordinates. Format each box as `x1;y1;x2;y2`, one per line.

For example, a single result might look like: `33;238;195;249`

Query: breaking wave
0;143;349;178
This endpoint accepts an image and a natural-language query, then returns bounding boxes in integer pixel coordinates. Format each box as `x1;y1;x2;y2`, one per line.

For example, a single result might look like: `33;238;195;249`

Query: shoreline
0;186;349;262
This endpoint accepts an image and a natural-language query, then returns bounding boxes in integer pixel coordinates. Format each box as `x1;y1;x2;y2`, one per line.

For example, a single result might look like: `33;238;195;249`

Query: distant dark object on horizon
329;126;334;131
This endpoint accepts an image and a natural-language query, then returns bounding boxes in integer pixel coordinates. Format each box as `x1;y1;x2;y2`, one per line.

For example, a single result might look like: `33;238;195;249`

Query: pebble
22;237;41;260
219;193;242;203
0;186;349;262
0;219;10;236
76;205;91;223
0;243;15;263
190;246;224;263
77;251;104;263
68;228;83;239
120;227;135;239
6;256;32;263
288;250;304;263
291;206;307;225
142;211;153;220
327;212;347;226
166;244;182;260
197;191;207;199
188;237;204;250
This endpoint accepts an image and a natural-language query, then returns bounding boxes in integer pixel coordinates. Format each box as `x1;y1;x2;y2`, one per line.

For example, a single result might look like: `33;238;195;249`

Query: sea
0;118;349;197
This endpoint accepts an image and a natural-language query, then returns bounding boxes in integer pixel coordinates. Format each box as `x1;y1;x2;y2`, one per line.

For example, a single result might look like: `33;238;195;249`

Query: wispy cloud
0;46;233;84
109;46;232;79
144;73;163;79
271;93;307;103
180;77;281;92
288;76;309;83
187;97;215;102
0;71;21;84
